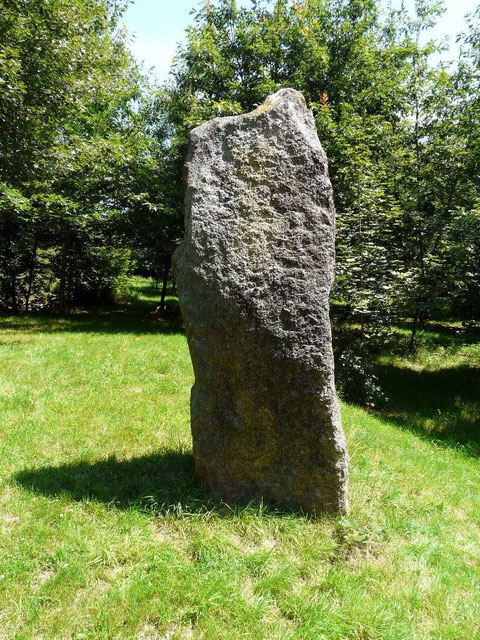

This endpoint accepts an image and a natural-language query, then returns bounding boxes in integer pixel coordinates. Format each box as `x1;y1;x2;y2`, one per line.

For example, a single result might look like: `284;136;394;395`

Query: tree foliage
0;0;161;311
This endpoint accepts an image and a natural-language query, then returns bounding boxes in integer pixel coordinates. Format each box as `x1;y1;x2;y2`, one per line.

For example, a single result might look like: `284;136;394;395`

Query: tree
0;0;151;311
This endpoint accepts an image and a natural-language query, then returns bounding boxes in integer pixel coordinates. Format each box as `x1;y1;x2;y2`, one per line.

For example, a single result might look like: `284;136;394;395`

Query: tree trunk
57;232;70;314
159;253;171;313
409;307;420;352
2;211;18;313
25;234;38;313
10;272;18;313
155;253;171;315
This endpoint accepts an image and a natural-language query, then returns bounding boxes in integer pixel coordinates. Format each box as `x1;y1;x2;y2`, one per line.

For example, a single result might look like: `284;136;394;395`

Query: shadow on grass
0;281;183;336
14;451;301;518
2;311;184;335
376;363;480;457
332;322;480;360
15;452;204;514
119;280;180;314
392;321;480;351
0;311;183;336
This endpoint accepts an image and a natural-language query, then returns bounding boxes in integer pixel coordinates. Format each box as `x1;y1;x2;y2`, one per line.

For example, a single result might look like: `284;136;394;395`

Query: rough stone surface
173;88;348;514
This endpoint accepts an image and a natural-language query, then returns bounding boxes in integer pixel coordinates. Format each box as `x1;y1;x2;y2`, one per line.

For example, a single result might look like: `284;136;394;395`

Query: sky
122;0;478;82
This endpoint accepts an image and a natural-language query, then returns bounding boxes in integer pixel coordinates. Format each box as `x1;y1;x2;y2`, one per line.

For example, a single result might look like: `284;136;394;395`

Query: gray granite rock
173;88;348;514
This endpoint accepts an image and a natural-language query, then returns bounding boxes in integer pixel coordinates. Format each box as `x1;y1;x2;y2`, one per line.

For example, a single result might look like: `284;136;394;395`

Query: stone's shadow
14;452;302;517
376;363;480;456
15;452;204;514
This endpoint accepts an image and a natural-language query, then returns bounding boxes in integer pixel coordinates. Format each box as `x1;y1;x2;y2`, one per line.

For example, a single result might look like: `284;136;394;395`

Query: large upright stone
173;88;348;514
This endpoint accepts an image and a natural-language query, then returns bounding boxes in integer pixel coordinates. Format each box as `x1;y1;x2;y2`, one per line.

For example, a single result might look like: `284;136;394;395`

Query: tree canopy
0;0;162;311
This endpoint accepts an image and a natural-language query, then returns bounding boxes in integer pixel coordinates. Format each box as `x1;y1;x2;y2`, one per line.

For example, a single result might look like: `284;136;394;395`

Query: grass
0;277;479;640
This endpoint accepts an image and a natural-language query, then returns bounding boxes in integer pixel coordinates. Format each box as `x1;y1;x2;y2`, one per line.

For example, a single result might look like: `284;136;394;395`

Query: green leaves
0;0;150;312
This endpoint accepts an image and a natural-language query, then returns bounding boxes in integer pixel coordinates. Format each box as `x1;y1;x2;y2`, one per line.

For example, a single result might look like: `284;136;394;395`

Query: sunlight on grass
0;280;479;639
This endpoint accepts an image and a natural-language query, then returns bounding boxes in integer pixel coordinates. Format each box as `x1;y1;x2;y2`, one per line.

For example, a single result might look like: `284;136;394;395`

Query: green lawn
1;278;479;639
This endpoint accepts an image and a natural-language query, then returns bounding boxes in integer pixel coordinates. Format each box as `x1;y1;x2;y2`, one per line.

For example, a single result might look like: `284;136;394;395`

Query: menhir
173;88;348;514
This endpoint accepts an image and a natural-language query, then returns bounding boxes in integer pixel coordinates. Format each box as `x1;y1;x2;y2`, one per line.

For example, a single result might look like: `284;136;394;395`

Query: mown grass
1;278;479;640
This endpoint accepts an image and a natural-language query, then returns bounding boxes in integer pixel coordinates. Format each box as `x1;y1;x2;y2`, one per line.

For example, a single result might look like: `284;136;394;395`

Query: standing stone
173;88;348;514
